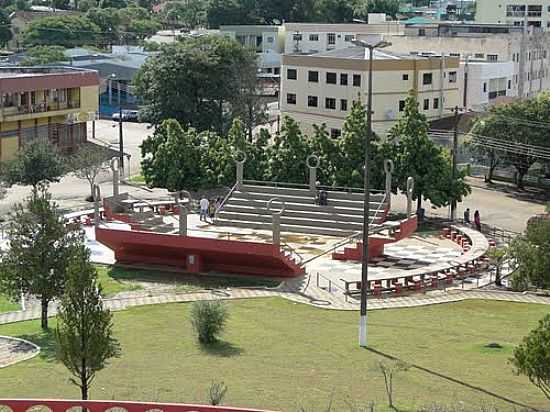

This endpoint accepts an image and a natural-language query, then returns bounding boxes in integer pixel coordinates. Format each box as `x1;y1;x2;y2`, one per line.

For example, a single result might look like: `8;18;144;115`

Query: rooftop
304;46;427;60
0;66;97;79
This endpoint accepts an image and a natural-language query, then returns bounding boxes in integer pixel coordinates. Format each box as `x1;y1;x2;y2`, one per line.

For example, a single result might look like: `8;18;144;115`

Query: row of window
287;93;442;113
287;69;457;86
292;33;354;45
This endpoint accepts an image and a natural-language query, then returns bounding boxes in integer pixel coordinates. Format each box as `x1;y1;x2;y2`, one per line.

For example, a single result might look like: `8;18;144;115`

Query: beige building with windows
476;0;550;29
280;48;460;137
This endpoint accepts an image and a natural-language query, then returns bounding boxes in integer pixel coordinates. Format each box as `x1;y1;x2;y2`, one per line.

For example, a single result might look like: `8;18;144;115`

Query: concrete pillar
384;159;394;209
268;198;285;247
93;184;101;227
179;205;187;236
234;150;247;190
108;79;113;105
110;157;120;197
406;176;414;217
307;154;320;193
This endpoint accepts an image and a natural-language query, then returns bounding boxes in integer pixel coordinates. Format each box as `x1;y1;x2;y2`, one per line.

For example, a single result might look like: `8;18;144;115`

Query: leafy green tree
486;246;508;286
162;0;207;29
0;9;13;47
55;244;121;400
190;300;229;345
310;124;340;185
4;140;66;188
316;0;354;22
0;185;82;329
509;219;550;291
77;0;98;12
267;116;311;184
511;314;550;399
23;16;100;47
68;144;110;199
134;36;258;134
141;119;207;191
206;0;253;27
52;0;70;10
354;0;400;19
21;45;67;66
86;7;121;43
471;93;550;189
389;91;470;211
99;0;126;8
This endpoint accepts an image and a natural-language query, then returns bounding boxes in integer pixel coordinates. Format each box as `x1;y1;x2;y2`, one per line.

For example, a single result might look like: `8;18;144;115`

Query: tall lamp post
352;38;392;348
111;73;124;171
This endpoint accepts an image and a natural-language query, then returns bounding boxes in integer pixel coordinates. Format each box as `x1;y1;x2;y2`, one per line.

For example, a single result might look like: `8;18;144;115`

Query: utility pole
119;105;124;171
450;105;461;221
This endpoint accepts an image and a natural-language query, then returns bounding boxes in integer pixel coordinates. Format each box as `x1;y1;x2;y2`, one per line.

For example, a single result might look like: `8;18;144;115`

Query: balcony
0;100;80;122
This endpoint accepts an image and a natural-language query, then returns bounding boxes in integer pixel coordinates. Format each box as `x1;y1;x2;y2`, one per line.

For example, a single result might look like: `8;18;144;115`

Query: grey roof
310;46;418;60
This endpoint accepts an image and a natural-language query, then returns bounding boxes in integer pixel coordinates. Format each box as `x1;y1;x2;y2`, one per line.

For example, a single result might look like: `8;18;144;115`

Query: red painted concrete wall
95;227;303;278
0;399;274;412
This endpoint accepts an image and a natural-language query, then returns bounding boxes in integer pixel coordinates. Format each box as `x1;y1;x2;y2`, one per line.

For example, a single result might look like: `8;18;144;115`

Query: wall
476;0;550;28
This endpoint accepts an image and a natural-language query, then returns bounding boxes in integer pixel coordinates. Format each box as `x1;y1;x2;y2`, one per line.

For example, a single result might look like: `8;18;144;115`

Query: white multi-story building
476;0;550;29
373;22;550;101
280;47;460;136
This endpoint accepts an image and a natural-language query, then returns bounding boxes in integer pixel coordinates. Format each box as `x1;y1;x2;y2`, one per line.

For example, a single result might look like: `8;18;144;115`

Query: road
0;119;545;233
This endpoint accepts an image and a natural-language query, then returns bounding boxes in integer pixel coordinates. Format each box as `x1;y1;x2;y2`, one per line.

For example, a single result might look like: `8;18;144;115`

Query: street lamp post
352;38;392;348
111;73;124;172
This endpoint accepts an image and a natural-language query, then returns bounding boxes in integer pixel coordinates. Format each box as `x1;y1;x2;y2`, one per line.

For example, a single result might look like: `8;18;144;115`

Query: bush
190;300;228;344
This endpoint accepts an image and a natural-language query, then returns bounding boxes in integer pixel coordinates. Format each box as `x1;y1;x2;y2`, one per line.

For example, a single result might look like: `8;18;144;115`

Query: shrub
190;300;228;344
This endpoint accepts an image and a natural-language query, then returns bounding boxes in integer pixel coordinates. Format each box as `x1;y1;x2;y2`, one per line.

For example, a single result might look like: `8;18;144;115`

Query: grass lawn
0;298;547;411
0;294;20;313
128;174;146;184
95;265;280;297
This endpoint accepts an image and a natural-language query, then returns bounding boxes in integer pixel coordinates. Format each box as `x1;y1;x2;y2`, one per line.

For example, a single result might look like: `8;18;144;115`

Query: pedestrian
199;196;209;222
463;208;470;224
208;198;216;220
474;210;481;232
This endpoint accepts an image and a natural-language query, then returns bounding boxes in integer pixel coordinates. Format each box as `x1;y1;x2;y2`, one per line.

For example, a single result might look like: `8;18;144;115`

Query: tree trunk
41;297;49;330
495;267;501;286
81;382;88;400
487;154;497;183
81;359;88;400
416;193;422;213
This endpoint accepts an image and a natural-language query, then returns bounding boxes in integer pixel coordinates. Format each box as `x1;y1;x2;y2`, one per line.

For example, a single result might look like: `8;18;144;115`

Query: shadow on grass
199;340;243;358
17;329;57;362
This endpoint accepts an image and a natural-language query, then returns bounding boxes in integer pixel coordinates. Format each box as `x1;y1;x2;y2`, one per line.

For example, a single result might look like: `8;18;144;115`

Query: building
476;0;550;29
0;67;99;161
220;25;283;75
280;47;460;136
373;22;550;100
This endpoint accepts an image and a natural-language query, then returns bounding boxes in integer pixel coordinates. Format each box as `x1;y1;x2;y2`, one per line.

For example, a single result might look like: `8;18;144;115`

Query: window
474;53;485;59
487;54;498;61
340;99;348;111
267;36;274;43
287;68;297;80
423;99;429;110
308;95;318;107
308;71;319;82
483;82;487;93
402;74;409;81
344;35;354;42
287;93;296;104
450;53;461;57
309;34;319;41
293;33;302;41
508;79;512;89
448;71;457;83
274;67;280;75
256;36;263;48
330;128;341;139
418;28;426;36
353;74;361;87
423;73;433;85
328;33;336;45
326;72;337;84
433;97;439;110
340;73;348;85
325;97;336;109
399;100;406;112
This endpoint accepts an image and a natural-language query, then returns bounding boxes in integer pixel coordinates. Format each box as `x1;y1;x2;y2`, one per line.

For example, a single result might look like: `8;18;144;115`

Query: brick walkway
0;336;40;368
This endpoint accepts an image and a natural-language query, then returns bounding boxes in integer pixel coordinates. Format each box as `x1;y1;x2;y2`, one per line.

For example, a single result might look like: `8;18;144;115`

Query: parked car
112;110;139;122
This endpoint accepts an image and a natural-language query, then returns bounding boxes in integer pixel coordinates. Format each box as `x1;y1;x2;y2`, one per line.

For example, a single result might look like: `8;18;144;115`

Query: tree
511;314;550;400
86;7;121;44
99;0;126;8
486;246;508;286
508;219;550;291
206;0;253;27
55;244;121;400
266;116;311;184
162;0;207;29
4;140;66;188
388;91;471;212
21;45;67;66
470;93;550;189
0;9;13;47
310;124;340;185
134;36;259;134
190;300;229;345
141;119;207;191
68;145;111;200
354;0;400;20
316;0;354;23
0;184;82;329
23;16;100;47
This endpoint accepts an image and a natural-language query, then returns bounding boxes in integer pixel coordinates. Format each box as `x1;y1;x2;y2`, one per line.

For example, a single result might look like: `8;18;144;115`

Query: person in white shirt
199;197;209;222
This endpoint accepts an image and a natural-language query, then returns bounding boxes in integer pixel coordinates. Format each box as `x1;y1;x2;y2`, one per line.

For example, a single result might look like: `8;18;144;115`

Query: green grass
128;174;146;184
0;299;547;411
0;294;20;313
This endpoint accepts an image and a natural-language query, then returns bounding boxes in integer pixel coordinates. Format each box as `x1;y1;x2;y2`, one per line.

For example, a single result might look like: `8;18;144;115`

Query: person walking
199;196;209;222
463;208;470;224
474;210;481;232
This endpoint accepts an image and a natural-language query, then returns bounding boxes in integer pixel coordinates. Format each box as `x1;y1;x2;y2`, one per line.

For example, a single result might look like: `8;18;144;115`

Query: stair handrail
301;231;363;265
215;183;238;220
242;179;385;194
280;242;305;266
369;192;388;225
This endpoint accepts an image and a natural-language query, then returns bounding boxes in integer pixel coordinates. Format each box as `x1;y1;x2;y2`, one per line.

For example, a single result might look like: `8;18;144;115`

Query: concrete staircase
215;183;388;237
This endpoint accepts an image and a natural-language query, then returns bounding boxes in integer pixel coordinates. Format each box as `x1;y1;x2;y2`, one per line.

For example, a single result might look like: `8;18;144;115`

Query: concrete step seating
215;183;388;237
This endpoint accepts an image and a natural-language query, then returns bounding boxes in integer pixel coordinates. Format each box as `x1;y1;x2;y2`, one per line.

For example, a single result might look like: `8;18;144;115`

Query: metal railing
242;179;385;194
280;242;304;266
215;183;238;219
